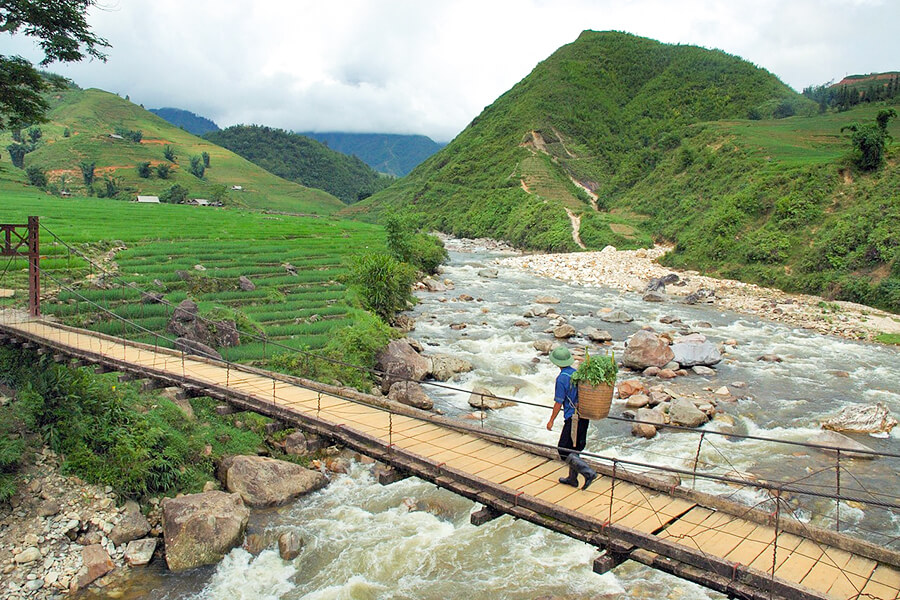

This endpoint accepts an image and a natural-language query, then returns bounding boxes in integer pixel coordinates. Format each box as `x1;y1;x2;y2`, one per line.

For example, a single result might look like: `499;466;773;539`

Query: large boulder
71;544;114;592
238;275;256;291
174;337;221;360
429;354;474;381
387;381;434;410
600;310;634;323
583;327;612;343
821;402;897;434
375;340;430;393
623;330;674;370
162;491;250;571
166;299;239;350
224;456;328;508
669;398;709;428
671;334;722;367
553;324;576;339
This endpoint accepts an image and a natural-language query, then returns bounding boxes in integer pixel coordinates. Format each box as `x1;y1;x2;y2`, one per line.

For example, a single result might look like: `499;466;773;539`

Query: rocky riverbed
499;245;900;342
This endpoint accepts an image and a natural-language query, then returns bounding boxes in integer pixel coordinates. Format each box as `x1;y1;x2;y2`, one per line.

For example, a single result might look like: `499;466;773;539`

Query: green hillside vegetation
353;31;899;313
205;125;394;203
1;85;343;214
299;132;445;176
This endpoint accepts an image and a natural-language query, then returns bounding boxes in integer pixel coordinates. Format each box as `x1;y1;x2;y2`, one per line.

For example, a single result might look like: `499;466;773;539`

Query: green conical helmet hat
549;346;574;367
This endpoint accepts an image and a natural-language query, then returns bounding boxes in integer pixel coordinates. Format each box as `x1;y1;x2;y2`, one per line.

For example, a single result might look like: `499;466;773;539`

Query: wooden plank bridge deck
2;316;899;600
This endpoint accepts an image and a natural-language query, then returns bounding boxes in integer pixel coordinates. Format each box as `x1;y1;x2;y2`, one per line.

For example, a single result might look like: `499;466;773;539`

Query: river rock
468;386;514;410
684;288;716;304
388;380;434;410
162;491;250;571
224;456;328;508
421;277;446;292
623;330;674;370
124;538;158;566
278;531;304;561
535;295;560;304
375;339;430;393
283;431;308;455
37;499;60;517
109;502;151;546
533;340;553;354
671;334;722;367
583;327;612;342
616;379;644;398
669;398;709;427
14;547;41;564
428;354;474;381
757;354;783;363
600;310;633;323
73;544;114;591
632;408;665;438
821;402;897;434
477;268;498;278
553;324;576;339
808;430;877;460
642;290;667;303
692;366;717;376
625;394;650;409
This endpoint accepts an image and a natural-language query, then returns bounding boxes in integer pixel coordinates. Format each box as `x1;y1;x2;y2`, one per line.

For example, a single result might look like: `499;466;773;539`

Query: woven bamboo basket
576;382;614;420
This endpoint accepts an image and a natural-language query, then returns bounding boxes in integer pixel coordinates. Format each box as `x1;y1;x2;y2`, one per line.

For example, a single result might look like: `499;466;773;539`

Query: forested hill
297;132;444;176
350;31;900;313
205;126;394;203
149;107;220;136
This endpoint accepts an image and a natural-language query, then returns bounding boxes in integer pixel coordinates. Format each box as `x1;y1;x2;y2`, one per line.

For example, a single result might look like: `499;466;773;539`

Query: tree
160;183;188;204
136;161;151;178
201;151;210;167
79;161;95;186
156;162;170;179
163;145;176;162
25;165;45;187
842;109;896;171
0;1;109;129
62;127;70;137
189;155;204;178
99;175;120;198
27;126;41;143
6;143;26;168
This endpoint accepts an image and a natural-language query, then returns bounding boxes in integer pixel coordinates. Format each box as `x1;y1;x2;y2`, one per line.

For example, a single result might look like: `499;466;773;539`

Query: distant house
135;195;160;203
188;198;210;206
230;185;243;191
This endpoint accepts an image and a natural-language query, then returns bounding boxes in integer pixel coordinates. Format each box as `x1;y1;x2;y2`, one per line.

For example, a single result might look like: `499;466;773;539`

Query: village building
134;195;160;203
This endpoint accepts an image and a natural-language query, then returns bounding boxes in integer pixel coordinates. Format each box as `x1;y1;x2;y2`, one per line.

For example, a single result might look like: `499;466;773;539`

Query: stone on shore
278;531;304;561
583;327;612;342
388;380;434;411
428;354;474;381
553;324;576;339
669;398;709;428
600;310;633;323
72;544;114;592
808;430;877;460
671;334;722;367
468;386;514;410
623;330;674;370
124;538;158;567
224;456;328;508
109;501;151;546
535;295;561;304
162;491;250;571
375;339;430;393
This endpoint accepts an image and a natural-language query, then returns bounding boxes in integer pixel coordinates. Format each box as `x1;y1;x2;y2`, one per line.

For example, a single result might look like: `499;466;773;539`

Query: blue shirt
554;366;578;420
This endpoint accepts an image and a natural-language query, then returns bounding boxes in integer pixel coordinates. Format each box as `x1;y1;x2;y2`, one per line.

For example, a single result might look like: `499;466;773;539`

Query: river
98;240;900;600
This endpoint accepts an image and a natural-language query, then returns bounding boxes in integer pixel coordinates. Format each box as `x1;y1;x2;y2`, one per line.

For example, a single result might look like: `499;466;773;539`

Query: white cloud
5;0;898;141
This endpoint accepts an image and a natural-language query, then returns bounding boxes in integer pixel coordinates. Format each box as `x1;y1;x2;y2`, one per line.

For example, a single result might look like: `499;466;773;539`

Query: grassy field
0;191;387;359
1;87;344;215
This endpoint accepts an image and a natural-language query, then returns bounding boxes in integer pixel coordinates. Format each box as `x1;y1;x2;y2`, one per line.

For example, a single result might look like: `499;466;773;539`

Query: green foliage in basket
572;349;617;386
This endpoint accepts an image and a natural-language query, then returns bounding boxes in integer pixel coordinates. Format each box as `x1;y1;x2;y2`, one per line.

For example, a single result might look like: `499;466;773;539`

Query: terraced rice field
2;193;386;361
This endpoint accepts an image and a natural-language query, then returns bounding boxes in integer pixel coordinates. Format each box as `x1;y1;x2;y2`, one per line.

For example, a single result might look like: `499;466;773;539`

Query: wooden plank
775;538;825;585
747;533;805;574
860;564;900;599
429;431;477;450
503;454;549;474
724;523;777;567
534;481;582;505
503;472;540;491
798;547;854;597
826;554;877;599
476;464;521;485
517;476;559;497
405;426;458;444
557;488;602;512
530;460;566;478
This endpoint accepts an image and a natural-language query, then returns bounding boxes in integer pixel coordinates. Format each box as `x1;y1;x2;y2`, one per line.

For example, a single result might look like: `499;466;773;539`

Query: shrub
161;183;189;204
63;127;70;138
163;145;176;162
137;161;151;178
202;151;210;167
189;155;205;178
6;143;27;168
79;161;95;186
384;215;447;274
156;163;171;179
25;165;47;187
346;252;416;321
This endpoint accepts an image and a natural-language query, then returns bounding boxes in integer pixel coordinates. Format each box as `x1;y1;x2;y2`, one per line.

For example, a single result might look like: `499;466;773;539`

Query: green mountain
149;107;220;136
352;31;900;313
297;132;444;176
205;126;393;204
1;87;344;214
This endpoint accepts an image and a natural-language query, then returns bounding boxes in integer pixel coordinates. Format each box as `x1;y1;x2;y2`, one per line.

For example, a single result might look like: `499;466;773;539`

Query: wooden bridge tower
0;216;39;317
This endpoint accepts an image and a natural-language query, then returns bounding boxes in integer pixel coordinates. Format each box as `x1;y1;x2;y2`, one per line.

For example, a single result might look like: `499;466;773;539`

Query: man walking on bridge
546;347;597;490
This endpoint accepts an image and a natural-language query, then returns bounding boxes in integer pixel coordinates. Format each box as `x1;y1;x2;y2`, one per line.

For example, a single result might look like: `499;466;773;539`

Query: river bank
497;245;900;342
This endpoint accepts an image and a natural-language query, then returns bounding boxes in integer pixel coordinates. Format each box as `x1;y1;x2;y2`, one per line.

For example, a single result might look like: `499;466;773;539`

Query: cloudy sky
7;0;899;141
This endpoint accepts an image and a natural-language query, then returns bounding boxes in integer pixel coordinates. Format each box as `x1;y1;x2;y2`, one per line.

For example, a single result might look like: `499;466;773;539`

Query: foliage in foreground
0;347;273;501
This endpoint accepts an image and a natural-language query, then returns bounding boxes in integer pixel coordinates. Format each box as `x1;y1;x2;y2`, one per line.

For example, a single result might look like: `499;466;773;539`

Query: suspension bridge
2;217;900;599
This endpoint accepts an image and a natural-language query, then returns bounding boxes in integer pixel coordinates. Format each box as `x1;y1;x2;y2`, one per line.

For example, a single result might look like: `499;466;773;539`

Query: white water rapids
103;241;900;600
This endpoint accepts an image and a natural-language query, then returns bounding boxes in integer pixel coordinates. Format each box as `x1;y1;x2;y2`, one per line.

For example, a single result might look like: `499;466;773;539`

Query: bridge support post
470;505;503;526
375;463;408;485
28;216;40;318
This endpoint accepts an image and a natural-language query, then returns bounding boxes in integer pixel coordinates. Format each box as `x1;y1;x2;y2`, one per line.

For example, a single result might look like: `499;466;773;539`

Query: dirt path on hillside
564;208;586;249
500;245;900;342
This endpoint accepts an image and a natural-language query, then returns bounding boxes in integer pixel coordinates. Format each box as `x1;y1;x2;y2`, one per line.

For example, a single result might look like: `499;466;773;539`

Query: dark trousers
557;417;589;460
